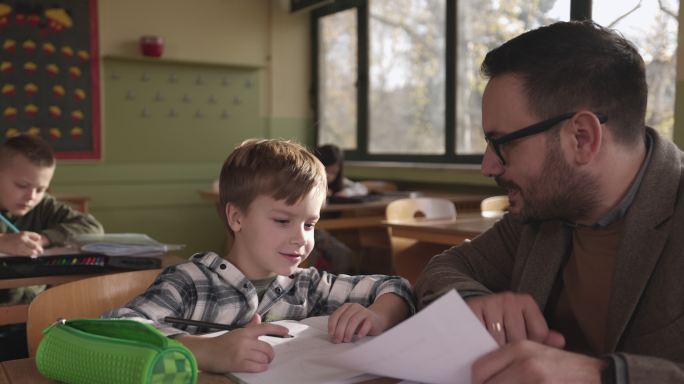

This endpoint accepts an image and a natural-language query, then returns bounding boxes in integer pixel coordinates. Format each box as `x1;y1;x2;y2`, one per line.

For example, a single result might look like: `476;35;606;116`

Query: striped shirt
103;251;415;336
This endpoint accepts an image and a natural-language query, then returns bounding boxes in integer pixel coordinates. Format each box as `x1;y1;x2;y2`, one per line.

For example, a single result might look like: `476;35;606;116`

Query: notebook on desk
69;233;184;256
0;253;162;278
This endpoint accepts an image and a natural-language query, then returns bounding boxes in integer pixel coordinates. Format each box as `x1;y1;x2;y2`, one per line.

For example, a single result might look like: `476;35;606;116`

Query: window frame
311;0;595;164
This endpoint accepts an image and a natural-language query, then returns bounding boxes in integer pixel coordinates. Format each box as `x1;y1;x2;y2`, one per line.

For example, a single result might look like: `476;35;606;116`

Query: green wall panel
50;163;226;258
103;57;264;163
44;56;272;257
93;205;227;259
266;117;313;147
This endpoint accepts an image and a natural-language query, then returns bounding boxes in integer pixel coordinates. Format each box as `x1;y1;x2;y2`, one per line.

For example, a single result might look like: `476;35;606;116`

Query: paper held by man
231;290;497;384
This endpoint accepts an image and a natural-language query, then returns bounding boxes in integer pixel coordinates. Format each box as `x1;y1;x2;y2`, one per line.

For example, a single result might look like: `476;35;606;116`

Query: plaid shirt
104;252;415;336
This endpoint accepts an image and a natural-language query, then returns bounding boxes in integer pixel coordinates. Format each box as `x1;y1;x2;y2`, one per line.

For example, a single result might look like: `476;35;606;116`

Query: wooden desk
1;357;232;384
384;216;499;246
0;253;185;325
0;358;399;384
384;216;498;283
0;253;184;290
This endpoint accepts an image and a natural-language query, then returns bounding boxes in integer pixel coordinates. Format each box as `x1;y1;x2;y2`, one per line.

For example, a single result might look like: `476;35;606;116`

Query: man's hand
472;340;605;384
0;231;44;257
178;314;290;373
466;292;565;348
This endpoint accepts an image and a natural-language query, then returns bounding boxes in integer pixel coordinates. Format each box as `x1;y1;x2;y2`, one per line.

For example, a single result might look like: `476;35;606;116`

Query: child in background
104;139;414;374
307;225;355;274
315;144;368;197
0;134;104;360
310;144;363;274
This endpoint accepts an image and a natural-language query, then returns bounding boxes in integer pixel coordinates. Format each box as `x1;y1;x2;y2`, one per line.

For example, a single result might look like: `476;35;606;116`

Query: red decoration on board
140;35;164;57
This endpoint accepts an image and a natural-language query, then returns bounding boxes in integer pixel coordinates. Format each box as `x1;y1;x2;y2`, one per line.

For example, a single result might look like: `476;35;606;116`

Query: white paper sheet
317;290;498;384
229;290;496;384
71;233;184;256
229;316;377;384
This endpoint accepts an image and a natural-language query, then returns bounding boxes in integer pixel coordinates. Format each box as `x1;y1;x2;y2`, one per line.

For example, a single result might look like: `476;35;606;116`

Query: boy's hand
328;303;383;343
40;234;51;247
328;293;410;343
0;231;44;257
178;314;290;373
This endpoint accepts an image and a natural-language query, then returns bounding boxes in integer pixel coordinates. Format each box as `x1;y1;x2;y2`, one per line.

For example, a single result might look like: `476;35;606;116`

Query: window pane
368;0;446;154
318;9;358;149
593;0;679;139
455;0;570;154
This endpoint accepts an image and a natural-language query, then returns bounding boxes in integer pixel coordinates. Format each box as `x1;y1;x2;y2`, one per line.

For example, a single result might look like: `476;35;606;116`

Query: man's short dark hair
0;135;56;168
481;20;647;145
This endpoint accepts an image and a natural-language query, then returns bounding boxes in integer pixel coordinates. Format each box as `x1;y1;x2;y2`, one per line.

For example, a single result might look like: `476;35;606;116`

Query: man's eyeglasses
484;112;608;165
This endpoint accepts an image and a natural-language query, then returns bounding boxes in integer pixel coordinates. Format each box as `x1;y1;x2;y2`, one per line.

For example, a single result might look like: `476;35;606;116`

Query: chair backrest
480;195;510;218
26;268;160;356
385;198;456;284
386;197;456;222
50;192;91;213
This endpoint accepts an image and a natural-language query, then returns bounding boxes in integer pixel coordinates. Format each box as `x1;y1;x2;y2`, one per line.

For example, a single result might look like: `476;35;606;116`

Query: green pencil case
36;318;197;384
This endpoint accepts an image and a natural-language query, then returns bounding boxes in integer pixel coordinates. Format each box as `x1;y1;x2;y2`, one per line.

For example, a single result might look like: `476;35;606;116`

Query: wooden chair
55;194;91;213
385;198;456;284
25;268;160;356
480;195;509;218
49;191;91;213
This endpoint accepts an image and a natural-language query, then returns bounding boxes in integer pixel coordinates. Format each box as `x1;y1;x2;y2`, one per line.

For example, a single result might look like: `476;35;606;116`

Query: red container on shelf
140;35;164;58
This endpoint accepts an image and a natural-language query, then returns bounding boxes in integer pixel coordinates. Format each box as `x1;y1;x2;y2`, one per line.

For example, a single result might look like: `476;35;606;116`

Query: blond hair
219;139;326;229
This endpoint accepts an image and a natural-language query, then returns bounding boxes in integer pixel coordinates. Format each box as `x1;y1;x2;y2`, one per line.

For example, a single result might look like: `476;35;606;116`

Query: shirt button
219;264;227;270
275;287;282;294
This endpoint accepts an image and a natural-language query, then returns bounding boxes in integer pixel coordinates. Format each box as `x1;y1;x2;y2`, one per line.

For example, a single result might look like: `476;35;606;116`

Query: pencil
164;316;293;338
0;212;19;233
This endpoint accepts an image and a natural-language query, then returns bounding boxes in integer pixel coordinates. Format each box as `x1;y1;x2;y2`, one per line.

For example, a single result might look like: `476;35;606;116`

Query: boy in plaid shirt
105;139;414;373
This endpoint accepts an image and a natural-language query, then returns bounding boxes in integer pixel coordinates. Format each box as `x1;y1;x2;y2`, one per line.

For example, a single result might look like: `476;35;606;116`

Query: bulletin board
0;0;101;160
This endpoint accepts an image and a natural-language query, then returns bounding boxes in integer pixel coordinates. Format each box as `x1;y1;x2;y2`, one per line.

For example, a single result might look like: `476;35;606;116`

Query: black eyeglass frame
484;111;608;165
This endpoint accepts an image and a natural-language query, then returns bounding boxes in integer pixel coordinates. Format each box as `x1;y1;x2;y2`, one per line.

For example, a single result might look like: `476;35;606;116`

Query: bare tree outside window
456;0;570;154
368;0;446;154
593;0;679;139
318;9;358;149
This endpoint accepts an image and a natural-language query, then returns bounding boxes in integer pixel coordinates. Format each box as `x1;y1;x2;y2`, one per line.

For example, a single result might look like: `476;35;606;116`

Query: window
312;0;679;163
593;0;679;139
317;8;358;148
368;0;446;155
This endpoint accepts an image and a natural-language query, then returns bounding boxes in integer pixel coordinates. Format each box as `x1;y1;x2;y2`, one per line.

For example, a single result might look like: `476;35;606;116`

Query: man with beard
415;20;684;383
